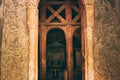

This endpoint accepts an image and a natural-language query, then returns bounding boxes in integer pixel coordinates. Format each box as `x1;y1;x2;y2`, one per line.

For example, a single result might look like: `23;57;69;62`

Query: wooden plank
56;5;66;14
66;3;72;24
54;5;66;23
45;5;55;22
57;15;66;23
39;22;81;26
39;23;67;26
72;15;80;23
46;15;55;22
46;5;66;23
39;2;78;5
72;5;79;13
46;5;54;13
40;5;46;22
46;5;65;14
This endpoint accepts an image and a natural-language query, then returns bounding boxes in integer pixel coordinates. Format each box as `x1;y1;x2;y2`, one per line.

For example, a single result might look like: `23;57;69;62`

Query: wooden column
27;0;38;80
66;2;73;80
40;27;46;80
79;3;86;80
66;31;73;80
39;3;46;80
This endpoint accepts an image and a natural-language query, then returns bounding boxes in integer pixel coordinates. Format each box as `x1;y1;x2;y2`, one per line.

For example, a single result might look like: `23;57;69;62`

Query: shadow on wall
0;0;2;6
0;0;3;77
107;0;115;7
0;19;3;50
0;19;2;77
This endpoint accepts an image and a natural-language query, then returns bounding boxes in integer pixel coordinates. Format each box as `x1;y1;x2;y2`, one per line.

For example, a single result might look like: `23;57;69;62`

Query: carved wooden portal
38;0;83;80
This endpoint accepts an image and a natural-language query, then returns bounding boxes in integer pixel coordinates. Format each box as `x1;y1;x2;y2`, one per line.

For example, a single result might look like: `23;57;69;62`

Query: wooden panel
46;5;66;23
39;2;81;25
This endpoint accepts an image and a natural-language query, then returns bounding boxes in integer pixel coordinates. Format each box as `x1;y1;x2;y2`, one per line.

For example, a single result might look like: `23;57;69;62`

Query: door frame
27;0;95;80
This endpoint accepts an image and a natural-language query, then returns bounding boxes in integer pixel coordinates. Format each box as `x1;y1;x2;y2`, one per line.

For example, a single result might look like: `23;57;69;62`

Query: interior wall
94;0;120;80
1;0;29;80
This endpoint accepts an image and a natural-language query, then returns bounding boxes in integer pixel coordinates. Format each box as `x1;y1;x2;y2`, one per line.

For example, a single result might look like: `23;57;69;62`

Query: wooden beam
39;23;81;26
72;15;80;23
40;27;47;80
46;5;66;23
40;5;46;22
66;3;72;24
39;2;78;5
72;5;79;13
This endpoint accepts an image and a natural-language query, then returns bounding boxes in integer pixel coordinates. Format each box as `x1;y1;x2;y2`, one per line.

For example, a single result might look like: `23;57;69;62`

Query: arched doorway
46;28;66;80
35;0;94;80
38;0;84;80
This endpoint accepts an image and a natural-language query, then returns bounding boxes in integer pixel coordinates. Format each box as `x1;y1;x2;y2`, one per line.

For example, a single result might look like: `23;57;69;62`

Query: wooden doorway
46;28;66;80
27;0;94;80
38;0;82;80
37;0;95;80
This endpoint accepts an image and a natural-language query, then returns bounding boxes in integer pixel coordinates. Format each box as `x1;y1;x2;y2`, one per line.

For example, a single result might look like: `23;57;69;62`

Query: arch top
38;0;94;5
78;0;94;5
47;28;65;36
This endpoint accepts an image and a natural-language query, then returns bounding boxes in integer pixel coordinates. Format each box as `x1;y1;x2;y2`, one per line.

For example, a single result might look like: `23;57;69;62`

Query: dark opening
46;28;66;80
73;28;82;80
38;0;83;79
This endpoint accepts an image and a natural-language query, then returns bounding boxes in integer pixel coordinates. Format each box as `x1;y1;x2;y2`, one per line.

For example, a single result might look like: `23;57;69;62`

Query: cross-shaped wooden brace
71;5;80;23
46;5;66;23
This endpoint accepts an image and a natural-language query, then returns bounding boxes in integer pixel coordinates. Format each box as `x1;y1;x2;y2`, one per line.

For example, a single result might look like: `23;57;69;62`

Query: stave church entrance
38;0;83;80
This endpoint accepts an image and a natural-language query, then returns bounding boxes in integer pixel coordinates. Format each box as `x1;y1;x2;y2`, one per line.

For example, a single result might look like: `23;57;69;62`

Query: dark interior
46;29;66;80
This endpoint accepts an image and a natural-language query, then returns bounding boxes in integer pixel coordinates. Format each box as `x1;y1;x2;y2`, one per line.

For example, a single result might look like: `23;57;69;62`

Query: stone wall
1;0;120;80
94;0;120;80
0;0;3;44
1;0;29;80
0;0;3;79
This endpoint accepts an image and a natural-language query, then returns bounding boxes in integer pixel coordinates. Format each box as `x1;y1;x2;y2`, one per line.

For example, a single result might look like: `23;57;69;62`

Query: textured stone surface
0;0;3;49
0;0;120;80
1;0;29;80
94;0;120;80
0;0;3;79
27;0;38;80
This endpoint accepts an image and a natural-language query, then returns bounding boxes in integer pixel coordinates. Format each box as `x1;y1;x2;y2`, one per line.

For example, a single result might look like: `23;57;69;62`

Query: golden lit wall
1;0;29;80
